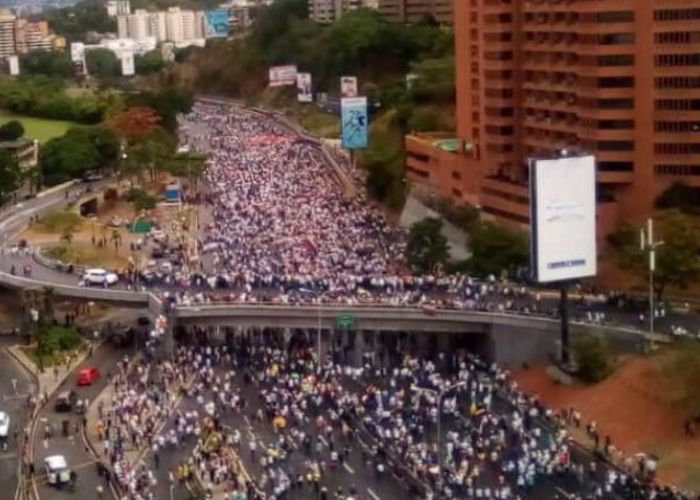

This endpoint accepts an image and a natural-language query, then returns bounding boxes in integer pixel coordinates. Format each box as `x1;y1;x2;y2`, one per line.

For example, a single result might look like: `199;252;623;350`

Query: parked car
82;268;119;287
54;390;77;412
76;367;100;386
44;455;72;486
0;411;9;438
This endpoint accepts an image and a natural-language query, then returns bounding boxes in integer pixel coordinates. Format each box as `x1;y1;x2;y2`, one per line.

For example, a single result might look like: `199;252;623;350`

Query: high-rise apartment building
407;1;700;237
308;0;368;24
126;9;150;41
148;12;168;43
0;10;16;57
378;0;452;25
106;0;131;17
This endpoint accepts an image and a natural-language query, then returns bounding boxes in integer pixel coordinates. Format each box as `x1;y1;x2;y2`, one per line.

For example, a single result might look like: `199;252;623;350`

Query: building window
598;33;635;45
656;99;700;111
656;53;700;67
597;76;634;88
655;143;700;155
599;161;633;172
598;141;634;151
655;121;700;133
598;119;634;130
655;77;700;89
655;31;700;44
598;98;634;109
595;11;634;23
654;9;700;22
452;188;462;197
452;171;461;180
597;54;634;66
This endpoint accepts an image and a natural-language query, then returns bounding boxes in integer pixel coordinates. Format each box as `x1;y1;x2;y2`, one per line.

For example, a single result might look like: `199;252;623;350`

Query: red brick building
406;0;700;236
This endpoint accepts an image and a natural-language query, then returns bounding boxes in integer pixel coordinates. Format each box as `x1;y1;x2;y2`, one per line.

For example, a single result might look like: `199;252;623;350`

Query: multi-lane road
0;336;36;500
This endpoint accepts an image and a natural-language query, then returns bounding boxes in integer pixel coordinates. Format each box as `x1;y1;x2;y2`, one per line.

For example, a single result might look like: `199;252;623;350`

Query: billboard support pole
559;284;570;365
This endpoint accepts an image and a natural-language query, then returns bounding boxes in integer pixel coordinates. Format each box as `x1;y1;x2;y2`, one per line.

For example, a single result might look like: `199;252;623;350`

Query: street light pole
640;218;664;351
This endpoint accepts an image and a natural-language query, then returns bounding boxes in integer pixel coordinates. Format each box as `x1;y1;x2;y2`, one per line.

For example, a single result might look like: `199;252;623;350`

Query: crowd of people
99;329;695;500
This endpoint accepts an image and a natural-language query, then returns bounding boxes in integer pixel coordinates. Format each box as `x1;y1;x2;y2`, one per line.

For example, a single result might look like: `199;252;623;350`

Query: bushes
38;326;82;353
0;120;25;141
573;336;613;383
0;78;108;124
125;188;157;211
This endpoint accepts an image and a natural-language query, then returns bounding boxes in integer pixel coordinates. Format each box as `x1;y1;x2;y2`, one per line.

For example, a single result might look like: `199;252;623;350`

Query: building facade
378;0;452;25
308;0;369;24
0;10;16;57
407;0;700;237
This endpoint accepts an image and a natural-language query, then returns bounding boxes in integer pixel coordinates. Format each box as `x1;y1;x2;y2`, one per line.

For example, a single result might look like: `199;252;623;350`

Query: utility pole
640;218;664;351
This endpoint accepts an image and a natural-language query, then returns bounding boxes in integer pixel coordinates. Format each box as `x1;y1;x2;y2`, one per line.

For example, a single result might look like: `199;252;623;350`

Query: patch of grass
37;210;83;233
45;242;129;270
0;109;74;143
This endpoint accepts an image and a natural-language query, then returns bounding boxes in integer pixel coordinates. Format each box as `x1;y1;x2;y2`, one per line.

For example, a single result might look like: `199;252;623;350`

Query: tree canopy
40;126;118;186
406;217;449;274
0;120;25;141
43;0;117;42
20;50;74;78
468;222;529;278
608;210;700;300
0;149;21;202
86;48;121;79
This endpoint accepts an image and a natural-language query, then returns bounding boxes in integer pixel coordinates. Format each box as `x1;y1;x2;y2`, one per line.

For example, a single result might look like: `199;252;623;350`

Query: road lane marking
342;463;354;474
367;487;381;500
319;435;328;446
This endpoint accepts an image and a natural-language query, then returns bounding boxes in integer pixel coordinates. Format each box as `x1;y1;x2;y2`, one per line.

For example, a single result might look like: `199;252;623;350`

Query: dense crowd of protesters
89;325;696;500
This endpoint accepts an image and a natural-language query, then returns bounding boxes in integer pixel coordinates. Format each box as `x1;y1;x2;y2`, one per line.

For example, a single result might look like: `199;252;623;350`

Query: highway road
32;342;123;500
0;337;36;500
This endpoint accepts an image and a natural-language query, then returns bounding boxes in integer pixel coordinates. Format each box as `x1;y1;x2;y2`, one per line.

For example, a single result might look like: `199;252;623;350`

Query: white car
82;268;119;287
150;229;166;241
44;455;71;485
0;411;8;438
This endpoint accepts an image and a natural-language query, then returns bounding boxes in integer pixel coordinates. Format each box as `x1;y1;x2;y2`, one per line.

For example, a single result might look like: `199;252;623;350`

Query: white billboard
7;55;19;76
70;42;85;63
296;72;312;103
529;155;597;283
121;53;135;76
340;75;358;98
268;65;297;87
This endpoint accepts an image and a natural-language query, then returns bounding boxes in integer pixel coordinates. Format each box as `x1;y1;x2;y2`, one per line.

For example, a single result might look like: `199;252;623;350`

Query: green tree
85;48;120;79
655;181;700;215
44;0;117;41
135;49;165;75
0;120;25;141
20;51;74;78
40;127;102;186
469;222;529;277
0;149;21;202
573;336;613;383
406;217;449;273
608;210;700;301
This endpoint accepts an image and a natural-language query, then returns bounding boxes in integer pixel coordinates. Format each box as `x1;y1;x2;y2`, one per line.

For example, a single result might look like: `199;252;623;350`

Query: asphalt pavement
32;342;124;500
0;336;36;500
